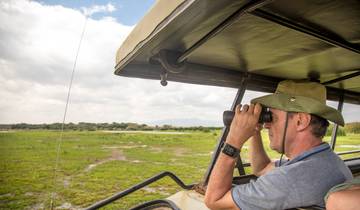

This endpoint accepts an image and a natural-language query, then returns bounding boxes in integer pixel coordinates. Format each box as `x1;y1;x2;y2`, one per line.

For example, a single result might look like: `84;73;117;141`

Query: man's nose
264;122;271;129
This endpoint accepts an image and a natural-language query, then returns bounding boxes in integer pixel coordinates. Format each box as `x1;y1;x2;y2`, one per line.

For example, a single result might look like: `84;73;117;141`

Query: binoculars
223;106;272;127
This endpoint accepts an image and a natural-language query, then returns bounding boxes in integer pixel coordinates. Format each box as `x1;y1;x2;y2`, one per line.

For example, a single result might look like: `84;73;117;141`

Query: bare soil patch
174;148;188;157
85;149;127;172
142;186;170;196
102;145;147;149
63;176;71;188
149;146;163;153
56;202;81;210
27;203;44;210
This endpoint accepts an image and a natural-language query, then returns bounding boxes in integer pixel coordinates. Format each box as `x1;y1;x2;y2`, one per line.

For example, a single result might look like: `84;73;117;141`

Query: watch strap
222;143;240;158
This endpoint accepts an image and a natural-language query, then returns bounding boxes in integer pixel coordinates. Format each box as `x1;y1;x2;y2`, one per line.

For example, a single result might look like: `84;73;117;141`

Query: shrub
345;122;360;134
326;124;346;136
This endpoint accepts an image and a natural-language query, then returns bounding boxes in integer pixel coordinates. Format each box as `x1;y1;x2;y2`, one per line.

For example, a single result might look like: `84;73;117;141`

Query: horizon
1;120;359;127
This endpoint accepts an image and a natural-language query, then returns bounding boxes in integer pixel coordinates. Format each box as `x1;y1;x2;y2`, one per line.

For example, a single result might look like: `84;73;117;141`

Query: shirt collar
284;143;330;166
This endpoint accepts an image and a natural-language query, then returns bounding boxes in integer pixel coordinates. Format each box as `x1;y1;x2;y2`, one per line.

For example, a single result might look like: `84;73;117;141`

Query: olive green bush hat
251;80;344;126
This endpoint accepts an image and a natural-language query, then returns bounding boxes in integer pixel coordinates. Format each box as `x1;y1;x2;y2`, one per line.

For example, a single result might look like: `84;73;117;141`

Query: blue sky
37;0;155;25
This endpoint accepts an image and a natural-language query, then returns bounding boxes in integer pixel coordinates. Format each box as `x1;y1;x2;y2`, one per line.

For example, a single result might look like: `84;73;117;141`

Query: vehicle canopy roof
115;0;360;105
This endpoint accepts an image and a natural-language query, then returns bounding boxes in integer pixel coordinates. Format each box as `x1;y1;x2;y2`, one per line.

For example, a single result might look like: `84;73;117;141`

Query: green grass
0;131;218;209
0;130;359;209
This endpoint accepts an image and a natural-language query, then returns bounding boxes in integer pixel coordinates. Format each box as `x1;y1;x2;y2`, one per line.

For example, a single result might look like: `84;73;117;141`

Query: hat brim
251;93;344;126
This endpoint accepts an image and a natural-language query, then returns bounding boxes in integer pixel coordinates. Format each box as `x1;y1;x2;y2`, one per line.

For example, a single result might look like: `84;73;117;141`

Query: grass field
0;130;359;209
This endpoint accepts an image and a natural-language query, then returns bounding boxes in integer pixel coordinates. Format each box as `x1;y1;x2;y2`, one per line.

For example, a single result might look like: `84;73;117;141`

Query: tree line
1;122;360;134
0;122;221;132
325;122;360;136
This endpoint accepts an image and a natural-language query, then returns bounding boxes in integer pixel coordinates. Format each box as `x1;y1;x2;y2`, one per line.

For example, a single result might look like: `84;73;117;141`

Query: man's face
263;108;289;153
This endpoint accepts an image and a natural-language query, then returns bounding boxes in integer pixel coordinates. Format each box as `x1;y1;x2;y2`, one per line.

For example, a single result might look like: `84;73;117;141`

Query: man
204;80;353;210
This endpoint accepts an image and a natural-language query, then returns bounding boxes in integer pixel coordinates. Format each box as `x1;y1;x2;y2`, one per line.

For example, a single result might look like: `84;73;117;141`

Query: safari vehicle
86;0;360;209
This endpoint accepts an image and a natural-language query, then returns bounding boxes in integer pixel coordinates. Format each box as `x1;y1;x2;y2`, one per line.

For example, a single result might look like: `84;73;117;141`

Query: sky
0;0;358;126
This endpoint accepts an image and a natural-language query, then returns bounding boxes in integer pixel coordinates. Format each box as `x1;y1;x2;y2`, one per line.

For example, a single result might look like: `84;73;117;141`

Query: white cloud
0;0;358;125
81;3;116;17
0;0;132;123
0;0;238;125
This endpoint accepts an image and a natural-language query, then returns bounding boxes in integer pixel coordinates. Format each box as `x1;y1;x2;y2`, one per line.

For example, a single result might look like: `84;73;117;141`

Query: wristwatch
222;143;240;158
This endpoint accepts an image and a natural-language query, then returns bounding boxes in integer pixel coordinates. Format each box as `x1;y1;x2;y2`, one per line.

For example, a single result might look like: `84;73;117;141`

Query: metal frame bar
344;157;360;162
203;76;249;184
322;71;360;85
330;92;344;150
176;0;274;63
85;171;193;210
249;9;360;55
337;150;360;156
236;155;246;176
118;64;360;105
130;199;180;210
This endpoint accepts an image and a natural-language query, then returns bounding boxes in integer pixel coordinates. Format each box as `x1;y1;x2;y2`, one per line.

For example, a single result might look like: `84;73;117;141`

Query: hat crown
275;80;326;103
251;79;344;126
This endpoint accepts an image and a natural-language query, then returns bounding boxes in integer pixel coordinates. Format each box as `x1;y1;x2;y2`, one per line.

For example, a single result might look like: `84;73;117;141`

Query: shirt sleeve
231;168;295;210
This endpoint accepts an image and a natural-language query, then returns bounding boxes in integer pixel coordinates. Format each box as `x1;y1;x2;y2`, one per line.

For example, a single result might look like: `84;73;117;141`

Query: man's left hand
226;103;262;149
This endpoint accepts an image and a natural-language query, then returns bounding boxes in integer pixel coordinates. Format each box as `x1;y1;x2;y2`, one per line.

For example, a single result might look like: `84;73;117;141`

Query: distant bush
0;122;222;132
3;121;359;134
345;122;360;134
326;124;346;136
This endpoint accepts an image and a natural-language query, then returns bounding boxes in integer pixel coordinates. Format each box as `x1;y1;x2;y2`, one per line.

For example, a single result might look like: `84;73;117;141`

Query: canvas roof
115;0;360;104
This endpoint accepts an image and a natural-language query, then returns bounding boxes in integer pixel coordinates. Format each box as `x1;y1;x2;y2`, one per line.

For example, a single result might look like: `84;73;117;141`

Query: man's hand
204;103;262;210
226;103;262;149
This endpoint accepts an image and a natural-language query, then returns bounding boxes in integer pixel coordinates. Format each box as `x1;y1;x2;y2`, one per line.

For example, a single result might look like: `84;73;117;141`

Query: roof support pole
203;75;249;185
250;9;360;55
322;70;360;85
330;92;344;150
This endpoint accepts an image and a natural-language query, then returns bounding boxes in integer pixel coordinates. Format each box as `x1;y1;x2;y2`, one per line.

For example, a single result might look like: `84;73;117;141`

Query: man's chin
270;143;281;153
269;141;275;149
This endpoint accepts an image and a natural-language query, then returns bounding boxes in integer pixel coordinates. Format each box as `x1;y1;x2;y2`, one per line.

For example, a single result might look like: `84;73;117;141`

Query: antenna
49;14;88;210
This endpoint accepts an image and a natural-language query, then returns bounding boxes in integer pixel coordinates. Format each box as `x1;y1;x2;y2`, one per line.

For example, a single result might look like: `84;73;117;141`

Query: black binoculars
223;106;272;127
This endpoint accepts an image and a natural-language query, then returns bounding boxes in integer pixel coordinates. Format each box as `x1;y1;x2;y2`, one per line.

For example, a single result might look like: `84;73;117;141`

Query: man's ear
296;113;311;131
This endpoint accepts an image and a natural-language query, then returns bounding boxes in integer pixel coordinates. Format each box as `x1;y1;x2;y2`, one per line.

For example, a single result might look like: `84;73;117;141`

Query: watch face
222;143;239;158
227;146;235;153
